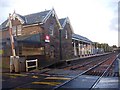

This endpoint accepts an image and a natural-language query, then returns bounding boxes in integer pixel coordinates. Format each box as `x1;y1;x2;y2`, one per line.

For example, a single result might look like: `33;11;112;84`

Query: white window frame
49;24;54;36
17;25;22;36
65;30;68;39
12;26;17;36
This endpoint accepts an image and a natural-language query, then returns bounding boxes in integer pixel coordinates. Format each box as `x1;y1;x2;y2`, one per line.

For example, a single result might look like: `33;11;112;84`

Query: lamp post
59;28;62;60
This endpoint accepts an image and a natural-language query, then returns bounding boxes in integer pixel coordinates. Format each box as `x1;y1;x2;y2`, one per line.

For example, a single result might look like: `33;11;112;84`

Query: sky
0;0;119;46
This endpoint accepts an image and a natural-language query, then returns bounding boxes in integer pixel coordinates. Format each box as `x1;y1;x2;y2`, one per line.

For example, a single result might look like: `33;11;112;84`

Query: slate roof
1;10;51;29
24;10;50;24
72;34;92;43
1;19;8;29
59;18;66;27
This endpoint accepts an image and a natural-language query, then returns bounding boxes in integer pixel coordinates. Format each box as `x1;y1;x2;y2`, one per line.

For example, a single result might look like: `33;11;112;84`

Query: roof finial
12;9;16;20
52;7;54;11
13;9;16;14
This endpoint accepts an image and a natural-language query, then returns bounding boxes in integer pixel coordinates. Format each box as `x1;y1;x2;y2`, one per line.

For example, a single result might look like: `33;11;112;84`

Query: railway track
53;53;117;89
50;53;111;70
12;53;118;89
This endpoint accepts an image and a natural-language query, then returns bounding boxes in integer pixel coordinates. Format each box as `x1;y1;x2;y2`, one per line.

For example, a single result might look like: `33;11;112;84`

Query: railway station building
0;8;94;72
59;17;74;60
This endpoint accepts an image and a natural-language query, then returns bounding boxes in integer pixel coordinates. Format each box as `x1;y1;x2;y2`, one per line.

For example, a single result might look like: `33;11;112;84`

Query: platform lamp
59;28;63;60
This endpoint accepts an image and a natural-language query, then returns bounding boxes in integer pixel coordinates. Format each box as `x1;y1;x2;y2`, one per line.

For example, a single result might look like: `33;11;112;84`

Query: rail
53;56;111;90
90;55;117;89
53;53;117;90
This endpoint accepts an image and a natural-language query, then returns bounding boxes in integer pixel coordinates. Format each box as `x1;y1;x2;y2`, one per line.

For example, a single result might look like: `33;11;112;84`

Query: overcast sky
0;0;119;46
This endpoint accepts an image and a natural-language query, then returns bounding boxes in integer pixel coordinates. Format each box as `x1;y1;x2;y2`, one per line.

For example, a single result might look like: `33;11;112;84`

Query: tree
112;45;117;48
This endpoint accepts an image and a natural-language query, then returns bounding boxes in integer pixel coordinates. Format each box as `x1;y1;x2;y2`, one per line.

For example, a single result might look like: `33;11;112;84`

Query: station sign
45;35;50;43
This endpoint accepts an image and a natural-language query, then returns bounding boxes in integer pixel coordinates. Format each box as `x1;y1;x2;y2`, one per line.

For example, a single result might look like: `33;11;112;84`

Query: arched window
12;25;22;36
17;25;22;35
49;23;54;36
65;30;68;39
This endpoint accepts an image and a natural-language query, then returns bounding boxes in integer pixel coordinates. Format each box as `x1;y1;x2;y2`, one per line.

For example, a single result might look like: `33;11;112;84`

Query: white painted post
80;43;82;57
78;43;81;56
74;40;77;56
82;44;84;56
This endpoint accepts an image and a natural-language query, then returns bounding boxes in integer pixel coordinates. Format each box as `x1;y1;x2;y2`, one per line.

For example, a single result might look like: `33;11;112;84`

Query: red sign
45;35;50;42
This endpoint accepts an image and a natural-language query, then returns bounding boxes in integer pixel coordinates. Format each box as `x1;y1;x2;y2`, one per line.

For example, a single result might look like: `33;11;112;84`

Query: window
17;25;22;35
12;26;17;36
65;30;68;39
49;24;54;36
12;25;22;36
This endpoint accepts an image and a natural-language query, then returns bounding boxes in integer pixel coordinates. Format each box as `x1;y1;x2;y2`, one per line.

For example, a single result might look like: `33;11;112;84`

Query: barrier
26;59;38;72
10;56;20;73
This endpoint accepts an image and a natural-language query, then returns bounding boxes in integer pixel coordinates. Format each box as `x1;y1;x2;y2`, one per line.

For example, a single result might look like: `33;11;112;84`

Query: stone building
1;9;63;69
59;17;74;60
1;8;94;71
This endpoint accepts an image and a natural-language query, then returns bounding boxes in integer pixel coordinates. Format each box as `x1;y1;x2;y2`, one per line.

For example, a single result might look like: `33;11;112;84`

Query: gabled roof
59;17;74;33
59;18;66;27
1;9;52;29
72;33;92;43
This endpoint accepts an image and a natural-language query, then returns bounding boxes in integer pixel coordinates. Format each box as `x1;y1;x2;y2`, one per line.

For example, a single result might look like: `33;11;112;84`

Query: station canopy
72;34;92;44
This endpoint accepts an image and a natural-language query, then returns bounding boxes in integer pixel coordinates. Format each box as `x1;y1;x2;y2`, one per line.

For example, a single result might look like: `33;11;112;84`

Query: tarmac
1;69;120;89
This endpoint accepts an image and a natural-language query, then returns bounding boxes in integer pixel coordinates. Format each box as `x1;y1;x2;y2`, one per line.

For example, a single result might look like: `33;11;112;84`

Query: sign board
45;35;50;42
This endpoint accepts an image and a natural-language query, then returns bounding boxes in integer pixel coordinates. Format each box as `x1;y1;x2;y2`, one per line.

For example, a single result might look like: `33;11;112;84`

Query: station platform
65;53;110;62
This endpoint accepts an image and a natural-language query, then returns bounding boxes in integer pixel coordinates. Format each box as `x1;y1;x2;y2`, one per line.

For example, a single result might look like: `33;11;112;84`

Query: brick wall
42;14;60;61
61;23;74;60
22;25;43;36
1;30;9;39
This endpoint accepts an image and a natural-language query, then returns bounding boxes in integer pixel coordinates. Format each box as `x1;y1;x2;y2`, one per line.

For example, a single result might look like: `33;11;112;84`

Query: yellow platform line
15;88;34;90
32;75;39;78
5;73;27;77
32;81;62;86
45;77;71;80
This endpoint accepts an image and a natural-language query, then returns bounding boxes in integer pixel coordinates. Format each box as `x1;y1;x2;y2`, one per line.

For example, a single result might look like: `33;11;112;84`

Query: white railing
26;59;38;72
